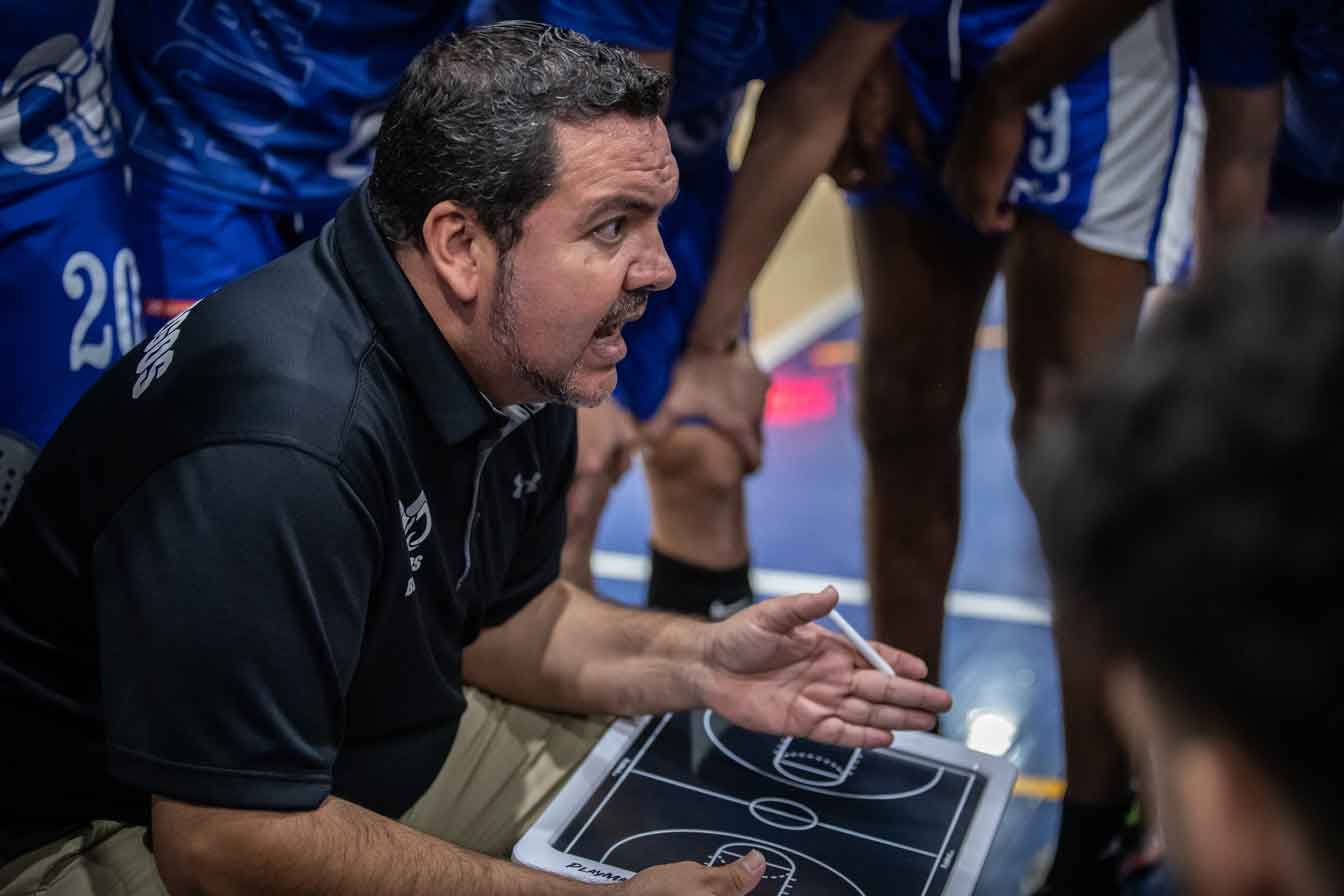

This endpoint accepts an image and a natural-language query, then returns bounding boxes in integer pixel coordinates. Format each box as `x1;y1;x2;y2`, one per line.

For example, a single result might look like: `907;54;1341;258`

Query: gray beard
488;255;589;406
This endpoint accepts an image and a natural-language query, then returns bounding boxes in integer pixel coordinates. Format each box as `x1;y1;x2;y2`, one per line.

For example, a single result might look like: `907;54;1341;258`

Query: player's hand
942;78;1023;234
616;851;766;896
829;51;927;190
696;588;951;746
641;343;770;473
576;399;639;484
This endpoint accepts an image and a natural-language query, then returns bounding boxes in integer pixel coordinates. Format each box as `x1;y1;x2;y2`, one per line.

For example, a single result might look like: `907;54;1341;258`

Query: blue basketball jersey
115;1;467;209
1182;0;1344;184
467;0;929;116
1;0;120;196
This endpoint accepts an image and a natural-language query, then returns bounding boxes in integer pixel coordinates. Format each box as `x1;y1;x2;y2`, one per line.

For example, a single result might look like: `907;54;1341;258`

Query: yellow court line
1013;775;1067;801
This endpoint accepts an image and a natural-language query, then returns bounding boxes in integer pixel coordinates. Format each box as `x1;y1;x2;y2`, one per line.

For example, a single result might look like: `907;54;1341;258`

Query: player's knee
857;366;967;461
643;425;746;499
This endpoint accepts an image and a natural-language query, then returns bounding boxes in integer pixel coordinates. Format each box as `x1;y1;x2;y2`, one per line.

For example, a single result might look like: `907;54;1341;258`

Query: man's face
488;114;678;407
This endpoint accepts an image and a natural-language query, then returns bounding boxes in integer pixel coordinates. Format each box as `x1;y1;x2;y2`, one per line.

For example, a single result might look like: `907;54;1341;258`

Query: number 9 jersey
1;0;141;524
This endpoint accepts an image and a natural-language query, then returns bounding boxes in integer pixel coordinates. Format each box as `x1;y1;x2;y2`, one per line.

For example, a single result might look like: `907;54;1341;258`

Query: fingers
717;417;763;473
713;849;766;895
829;693;941;735
752;587;840;633
870;641;929;680
850;667;953;716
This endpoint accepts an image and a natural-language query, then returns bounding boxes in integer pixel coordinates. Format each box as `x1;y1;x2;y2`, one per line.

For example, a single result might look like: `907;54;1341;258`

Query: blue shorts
613;103;741;421
1;166;142;463
854;0;1199;282
128;170;342;334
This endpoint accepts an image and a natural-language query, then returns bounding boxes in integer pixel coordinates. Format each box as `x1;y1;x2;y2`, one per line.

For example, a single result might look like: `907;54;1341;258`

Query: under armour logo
512;472;541;499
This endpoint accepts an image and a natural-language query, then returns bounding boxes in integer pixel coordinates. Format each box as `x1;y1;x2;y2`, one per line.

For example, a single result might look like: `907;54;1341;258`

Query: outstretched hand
697;588;951;748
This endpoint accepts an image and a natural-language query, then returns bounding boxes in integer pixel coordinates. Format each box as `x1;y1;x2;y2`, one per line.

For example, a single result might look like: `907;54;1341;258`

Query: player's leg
853;203;1001;683
999;5;1191;891
127;169;287;335
0;166;143;525
1003;210;1145;797
643;424;753;618
561;399;637;592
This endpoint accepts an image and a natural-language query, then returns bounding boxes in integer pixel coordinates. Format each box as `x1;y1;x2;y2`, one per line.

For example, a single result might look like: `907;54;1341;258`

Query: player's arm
1196;84;1282;265
684;12;903;354
943;0;1153;231
152;795;594;895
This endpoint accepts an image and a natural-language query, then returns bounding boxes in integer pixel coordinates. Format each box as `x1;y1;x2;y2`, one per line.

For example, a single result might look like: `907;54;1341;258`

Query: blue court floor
591;285;1064;895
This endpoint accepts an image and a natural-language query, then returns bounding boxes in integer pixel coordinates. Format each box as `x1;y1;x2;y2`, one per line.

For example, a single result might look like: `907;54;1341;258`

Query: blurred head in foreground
1031;236;1344;896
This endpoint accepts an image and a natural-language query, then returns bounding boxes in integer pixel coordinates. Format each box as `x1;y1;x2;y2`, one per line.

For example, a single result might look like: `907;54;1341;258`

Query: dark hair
368;21;670;253
1028;235;1344;882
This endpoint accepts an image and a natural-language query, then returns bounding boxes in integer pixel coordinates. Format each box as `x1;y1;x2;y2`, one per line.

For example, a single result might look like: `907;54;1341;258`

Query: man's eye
593;217;625;242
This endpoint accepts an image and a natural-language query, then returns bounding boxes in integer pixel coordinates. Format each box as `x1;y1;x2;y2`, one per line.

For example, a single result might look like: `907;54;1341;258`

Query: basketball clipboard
514;710;1017;894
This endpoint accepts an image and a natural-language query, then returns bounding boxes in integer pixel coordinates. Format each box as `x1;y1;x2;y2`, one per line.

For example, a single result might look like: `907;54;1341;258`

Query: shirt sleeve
481;410;576;627
94;444;380;812
1181;0;1285;88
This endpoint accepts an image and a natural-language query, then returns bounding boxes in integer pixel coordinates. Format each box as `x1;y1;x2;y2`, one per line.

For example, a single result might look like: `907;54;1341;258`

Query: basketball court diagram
517;710;1015;895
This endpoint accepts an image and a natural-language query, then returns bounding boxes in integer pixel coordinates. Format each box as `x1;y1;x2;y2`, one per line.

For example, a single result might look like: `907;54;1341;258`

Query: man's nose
628;230;677;294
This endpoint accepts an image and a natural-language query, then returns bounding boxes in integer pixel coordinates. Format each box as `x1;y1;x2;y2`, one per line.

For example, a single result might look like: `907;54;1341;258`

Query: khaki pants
0;688;608;894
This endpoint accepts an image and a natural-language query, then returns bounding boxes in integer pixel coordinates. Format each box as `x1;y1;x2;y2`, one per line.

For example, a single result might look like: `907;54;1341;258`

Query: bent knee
643;424;746;496
857;367;969;458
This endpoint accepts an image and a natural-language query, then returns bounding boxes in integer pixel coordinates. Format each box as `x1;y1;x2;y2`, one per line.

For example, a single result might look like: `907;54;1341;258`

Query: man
1029;237;1344;896
469;1;933;617
114;0;468;333
1;0;142;525
0;24;950;894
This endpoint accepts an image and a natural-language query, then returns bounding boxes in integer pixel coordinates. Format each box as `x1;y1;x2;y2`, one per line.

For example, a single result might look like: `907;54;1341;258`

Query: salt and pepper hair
368;21;670;253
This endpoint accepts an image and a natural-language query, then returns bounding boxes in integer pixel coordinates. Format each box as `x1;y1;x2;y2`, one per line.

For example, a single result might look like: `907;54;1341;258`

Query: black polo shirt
0;185;576;860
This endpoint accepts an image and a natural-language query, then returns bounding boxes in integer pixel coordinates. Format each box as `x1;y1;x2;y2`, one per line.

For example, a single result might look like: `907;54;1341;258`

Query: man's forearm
979;0;1152;109
463;579;710;717
153;796;592;896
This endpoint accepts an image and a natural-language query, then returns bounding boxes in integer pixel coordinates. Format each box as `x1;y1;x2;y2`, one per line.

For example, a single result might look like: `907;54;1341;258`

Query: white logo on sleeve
131;306;192;399
399;491;432;597
512;472;541;499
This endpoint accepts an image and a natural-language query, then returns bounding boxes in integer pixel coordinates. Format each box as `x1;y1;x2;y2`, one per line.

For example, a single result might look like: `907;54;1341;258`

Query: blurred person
1;0;142;524
1030;235;1344;896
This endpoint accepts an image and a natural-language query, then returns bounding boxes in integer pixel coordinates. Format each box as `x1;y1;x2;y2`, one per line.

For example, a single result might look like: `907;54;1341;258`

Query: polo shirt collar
334;183;494;446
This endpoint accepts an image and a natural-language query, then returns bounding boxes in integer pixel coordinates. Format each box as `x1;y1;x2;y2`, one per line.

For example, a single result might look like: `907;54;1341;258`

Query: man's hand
696;587;952;747
829;50;927;190
942;75;1024;234
618;851;766;895
642;343;770;472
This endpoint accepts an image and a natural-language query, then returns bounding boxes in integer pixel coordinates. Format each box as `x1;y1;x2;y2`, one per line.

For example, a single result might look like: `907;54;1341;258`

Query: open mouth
593;302;647;340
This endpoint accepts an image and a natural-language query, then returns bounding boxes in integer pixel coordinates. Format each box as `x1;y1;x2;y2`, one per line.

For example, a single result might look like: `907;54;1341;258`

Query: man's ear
421;200;493;304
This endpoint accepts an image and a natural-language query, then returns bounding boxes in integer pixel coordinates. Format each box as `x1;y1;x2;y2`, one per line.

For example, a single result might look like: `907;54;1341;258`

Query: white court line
629;769;941;859
752;288;860;372
922;772;976;896
591;550;1052;627
565;714;674;853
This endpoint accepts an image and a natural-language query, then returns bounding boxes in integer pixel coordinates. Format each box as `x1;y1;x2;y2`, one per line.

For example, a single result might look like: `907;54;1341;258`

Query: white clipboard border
513;713;1018;894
